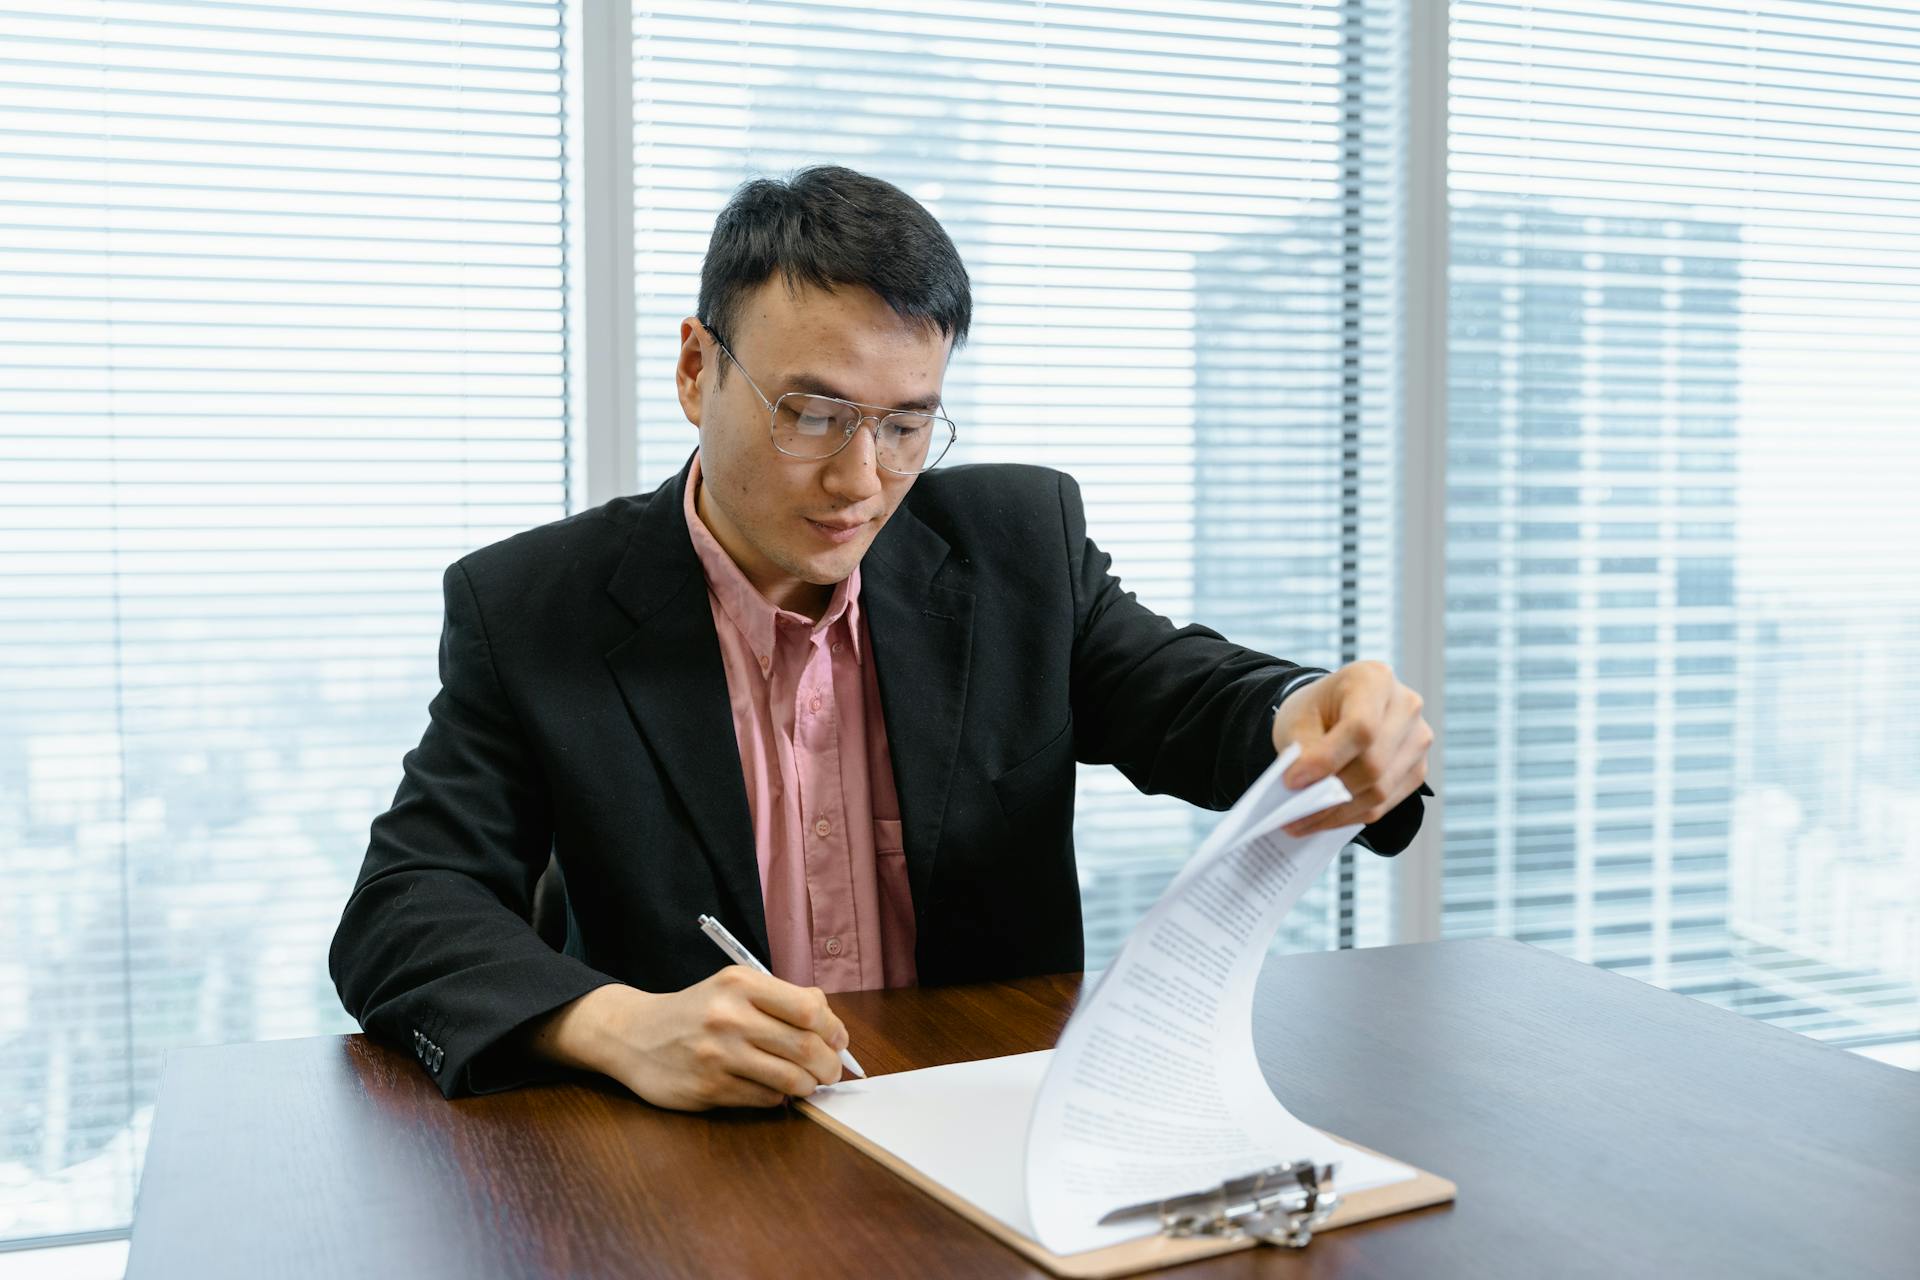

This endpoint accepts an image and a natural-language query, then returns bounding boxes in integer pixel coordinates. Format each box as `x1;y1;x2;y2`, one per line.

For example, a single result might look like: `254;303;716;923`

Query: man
330;166;1433;1111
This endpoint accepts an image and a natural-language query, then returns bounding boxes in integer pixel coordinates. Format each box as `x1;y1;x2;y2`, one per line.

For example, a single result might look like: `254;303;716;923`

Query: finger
1282;744;1390;836
1369;702;1433;807
742;1009;841;1086
708;1073;789;1109
1284;799;1367;838
739;973;847;1048
1288;716;1429;835
1332;683;1423;793
728;1045;827;1100
1274;677;1344;786
1287;675;1393;787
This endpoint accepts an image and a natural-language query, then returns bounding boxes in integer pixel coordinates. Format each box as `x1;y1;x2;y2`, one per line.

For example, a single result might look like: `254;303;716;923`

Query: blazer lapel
861;506;974;917
602;459;768;960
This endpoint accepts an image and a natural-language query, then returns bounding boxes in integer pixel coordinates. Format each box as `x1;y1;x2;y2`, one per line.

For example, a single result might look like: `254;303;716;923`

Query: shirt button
824;937;842;956
832;641;842;653
758;654;770;672
809;695;822;713
815;817;832;838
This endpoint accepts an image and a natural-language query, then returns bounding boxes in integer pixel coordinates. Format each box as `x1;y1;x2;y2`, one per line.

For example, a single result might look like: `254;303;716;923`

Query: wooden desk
126;939;1918;1278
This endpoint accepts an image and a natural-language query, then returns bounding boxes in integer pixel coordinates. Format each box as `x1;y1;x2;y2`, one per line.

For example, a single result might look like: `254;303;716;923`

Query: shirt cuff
1272;668;1330;715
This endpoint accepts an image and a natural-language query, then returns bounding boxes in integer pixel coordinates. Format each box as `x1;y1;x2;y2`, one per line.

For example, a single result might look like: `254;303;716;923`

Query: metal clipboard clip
1095;1159;1341;1249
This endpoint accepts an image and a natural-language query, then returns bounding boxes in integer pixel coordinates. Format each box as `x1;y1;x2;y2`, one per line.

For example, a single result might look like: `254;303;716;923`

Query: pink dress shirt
683;454;917;992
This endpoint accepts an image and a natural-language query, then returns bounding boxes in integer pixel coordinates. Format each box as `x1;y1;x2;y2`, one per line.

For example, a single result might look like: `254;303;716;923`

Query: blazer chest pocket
990;719;1076;822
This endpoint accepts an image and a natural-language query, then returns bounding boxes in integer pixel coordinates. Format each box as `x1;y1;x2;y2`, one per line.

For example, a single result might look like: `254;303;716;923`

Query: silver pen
697;913;867;1080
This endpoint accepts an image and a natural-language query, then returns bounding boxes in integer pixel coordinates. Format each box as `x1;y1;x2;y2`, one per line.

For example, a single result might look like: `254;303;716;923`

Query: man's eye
794;413;836;434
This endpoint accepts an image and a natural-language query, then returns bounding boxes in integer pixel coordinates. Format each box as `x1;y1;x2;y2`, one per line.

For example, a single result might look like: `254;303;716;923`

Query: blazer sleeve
1058;471;1429;855
329;560;617;1098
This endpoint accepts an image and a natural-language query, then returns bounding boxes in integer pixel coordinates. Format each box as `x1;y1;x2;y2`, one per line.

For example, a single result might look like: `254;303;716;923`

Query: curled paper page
1022;744;1415;1254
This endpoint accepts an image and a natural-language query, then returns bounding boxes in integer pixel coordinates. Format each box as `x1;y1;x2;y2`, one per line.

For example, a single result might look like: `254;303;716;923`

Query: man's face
675;279;951;612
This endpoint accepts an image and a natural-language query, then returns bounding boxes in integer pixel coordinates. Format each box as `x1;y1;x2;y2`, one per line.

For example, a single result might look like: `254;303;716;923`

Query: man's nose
821;421;885;502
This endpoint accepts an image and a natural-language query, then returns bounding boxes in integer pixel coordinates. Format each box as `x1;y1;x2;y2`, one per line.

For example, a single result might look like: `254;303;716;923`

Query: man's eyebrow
783;371;943;413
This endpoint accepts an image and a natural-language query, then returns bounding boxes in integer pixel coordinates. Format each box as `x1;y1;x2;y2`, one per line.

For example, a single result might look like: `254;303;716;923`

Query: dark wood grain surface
125;940;1920;1279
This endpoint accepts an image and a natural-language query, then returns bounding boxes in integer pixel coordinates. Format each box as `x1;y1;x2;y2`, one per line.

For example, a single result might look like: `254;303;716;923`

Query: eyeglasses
708;332;957;475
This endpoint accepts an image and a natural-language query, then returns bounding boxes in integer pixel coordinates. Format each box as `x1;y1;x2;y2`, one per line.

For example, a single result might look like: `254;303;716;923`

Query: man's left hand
1270;660;1432;837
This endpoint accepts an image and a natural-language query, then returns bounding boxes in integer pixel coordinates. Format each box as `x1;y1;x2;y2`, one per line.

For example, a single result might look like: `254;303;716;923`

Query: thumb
1277;686;1337;789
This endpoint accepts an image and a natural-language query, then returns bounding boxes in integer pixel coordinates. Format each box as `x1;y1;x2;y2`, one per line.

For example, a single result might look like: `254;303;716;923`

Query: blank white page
806;1051;1051;1239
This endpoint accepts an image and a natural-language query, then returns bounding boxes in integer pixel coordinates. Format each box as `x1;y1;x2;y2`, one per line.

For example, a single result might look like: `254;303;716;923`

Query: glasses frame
707;330;957;475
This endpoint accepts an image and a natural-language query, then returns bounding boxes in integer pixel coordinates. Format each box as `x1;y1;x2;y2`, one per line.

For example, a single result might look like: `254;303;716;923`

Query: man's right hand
519;968;851;1110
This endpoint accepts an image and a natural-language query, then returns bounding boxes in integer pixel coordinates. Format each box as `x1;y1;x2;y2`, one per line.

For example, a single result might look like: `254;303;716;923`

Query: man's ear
674;318;706;427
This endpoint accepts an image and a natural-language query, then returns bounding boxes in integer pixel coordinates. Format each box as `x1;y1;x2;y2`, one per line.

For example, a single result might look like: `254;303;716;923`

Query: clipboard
797;1094;1455;1279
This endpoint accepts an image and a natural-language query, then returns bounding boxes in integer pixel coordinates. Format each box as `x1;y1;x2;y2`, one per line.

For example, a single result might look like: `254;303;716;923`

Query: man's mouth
804;516;870;545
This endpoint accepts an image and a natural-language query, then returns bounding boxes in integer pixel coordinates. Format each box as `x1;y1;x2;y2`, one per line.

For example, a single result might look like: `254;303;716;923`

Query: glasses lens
877;413;944;473
770;394;955;472
772;394;858;457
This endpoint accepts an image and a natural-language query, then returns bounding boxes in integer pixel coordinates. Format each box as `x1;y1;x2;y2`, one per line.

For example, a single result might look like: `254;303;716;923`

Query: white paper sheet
807;745;1417;1256
808;1050;1052;1237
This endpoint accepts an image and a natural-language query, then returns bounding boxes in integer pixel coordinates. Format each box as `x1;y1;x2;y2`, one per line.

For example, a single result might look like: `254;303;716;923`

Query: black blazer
329;456;1427;1097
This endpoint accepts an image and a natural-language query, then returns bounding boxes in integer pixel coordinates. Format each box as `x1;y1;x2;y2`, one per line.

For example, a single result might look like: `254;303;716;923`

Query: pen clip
1097;1159;1340;1249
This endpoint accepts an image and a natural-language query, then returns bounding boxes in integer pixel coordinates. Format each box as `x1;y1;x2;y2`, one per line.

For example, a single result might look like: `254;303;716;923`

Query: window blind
0;0;570;1245
1446;0;1920;1061
631;0;1408;966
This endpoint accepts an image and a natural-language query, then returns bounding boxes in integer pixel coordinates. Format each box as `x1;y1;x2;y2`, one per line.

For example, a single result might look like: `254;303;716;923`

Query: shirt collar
683;452;864;670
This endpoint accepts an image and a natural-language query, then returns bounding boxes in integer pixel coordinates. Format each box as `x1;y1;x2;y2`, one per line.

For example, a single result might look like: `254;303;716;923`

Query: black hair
696;165;971;378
